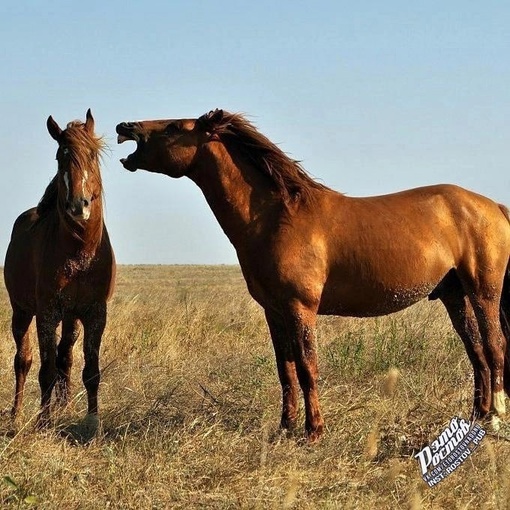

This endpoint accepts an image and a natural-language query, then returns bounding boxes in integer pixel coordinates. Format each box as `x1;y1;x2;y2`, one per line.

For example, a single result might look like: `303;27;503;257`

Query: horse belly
318;279;438;317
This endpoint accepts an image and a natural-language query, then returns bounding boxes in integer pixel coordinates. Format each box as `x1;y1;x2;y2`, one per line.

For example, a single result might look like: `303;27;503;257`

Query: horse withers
4;110;116;430
117;109;510;441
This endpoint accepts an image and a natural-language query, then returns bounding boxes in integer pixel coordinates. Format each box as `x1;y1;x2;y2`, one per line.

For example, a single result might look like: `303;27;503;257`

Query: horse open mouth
116;122;142;172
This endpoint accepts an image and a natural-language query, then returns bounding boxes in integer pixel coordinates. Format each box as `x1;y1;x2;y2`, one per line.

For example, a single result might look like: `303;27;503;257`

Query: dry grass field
0;265;510;509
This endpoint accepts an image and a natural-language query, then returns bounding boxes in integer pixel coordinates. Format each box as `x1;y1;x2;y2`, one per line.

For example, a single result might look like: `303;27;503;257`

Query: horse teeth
117;134;129;144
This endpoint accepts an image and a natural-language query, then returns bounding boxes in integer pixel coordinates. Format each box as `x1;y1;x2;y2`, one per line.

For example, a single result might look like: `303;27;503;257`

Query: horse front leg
284;305;324;442
80;303;107;418
265;310;299;432
36;312;60;428
55;316;80;406
11;307;33;422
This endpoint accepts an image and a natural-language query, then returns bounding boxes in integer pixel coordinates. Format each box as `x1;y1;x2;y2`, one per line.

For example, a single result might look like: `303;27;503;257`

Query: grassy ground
0;265;509;509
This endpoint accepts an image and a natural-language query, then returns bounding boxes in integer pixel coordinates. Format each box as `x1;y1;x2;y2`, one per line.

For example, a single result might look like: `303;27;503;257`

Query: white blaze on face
82;170;89;196
63;168;92;220
63;172;70;200
82;170;91;219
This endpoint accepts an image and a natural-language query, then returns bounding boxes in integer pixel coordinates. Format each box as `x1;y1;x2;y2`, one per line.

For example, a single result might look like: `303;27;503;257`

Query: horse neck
189;143;279;246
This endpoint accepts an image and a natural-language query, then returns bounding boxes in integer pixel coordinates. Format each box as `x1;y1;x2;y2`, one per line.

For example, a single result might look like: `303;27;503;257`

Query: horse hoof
305;428;323;444
11;414;23;434
82;414;101;439
490;414;502;432
35;414;52;430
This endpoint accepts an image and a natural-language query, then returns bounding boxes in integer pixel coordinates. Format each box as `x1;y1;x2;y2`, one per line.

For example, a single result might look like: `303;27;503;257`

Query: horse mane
197;110;329;204
37;120;106;218
36;175;59;217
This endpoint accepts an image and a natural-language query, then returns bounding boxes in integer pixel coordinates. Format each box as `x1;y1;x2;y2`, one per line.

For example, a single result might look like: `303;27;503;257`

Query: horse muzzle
116;122;145;172
66;197;91;221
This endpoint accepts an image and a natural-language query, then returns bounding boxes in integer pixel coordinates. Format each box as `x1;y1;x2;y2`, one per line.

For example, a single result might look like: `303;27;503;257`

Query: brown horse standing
4;110;116;428
117;109;510;441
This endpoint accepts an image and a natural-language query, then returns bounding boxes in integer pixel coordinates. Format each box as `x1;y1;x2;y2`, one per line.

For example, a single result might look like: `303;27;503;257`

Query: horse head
47;109;103;222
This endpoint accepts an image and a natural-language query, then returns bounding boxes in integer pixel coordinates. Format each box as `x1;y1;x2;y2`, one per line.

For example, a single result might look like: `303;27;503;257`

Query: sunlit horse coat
117;109;510;440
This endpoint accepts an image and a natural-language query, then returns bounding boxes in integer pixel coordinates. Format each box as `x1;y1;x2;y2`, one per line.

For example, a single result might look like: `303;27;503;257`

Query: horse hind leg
498;271;510;398
11;307;33;422
502;312;510;398
439;284;491;419
466;283;507;428
55;316;80;407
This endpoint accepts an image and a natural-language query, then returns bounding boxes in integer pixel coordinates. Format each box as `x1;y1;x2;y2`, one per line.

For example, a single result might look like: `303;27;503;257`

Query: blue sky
1;2;509;264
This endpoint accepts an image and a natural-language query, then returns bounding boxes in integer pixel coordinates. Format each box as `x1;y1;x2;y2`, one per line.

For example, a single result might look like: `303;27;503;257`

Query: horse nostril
83;198;90;208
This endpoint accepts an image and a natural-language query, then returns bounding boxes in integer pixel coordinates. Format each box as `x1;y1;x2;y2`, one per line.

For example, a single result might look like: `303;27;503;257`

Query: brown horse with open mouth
4;110;116;429
117;109;510;441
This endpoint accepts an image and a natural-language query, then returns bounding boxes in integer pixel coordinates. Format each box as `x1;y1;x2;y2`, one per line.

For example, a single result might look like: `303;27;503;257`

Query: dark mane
197;110;329;204
36;175;59;217
37;120;106;218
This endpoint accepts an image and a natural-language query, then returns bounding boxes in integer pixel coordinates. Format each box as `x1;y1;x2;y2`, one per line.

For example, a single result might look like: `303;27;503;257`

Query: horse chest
35;254;98;308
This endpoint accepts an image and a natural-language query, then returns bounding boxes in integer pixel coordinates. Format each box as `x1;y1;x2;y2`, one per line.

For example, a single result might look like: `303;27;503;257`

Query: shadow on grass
58;414;100;445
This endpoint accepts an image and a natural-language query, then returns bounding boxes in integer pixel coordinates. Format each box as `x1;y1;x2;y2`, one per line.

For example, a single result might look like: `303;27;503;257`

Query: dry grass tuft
0;265;508;508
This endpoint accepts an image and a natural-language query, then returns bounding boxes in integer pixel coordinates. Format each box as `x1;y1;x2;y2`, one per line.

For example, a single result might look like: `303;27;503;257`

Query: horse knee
14;351;32;375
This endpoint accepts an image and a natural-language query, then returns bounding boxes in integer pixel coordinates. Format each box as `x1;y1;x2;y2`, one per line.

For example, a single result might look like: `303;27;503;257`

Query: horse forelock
60;121;106;182
197;110;328;204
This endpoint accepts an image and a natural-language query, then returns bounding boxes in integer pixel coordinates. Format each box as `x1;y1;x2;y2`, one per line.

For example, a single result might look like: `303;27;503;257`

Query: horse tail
498;204;510;397
501;265;510;397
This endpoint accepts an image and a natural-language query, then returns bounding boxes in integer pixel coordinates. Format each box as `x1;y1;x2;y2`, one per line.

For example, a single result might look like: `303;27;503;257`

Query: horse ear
47;116;62;141
209;109;224;124
85;108;94;133
197;108;225;134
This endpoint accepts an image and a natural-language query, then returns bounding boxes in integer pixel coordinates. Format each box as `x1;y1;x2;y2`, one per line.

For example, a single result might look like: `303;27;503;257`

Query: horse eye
62;147;70;156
